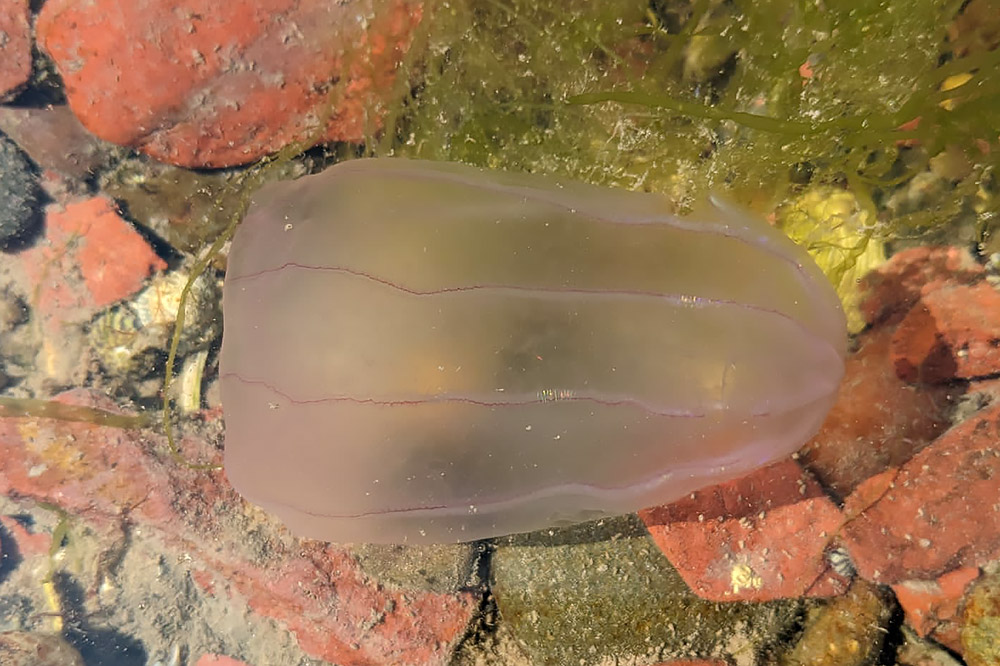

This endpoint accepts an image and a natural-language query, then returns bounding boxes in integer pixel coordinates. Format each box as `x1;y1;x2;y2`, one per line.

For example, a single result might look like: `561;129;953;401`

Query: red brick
859;246;983;326
0;515;53;558
0;0;31;99
892;567;979;652
37;0;423;167
799;325;949;497
842;402;1000;584
195;655;254;666
891;282;1000;383
20;197;166;320
640;459;848;601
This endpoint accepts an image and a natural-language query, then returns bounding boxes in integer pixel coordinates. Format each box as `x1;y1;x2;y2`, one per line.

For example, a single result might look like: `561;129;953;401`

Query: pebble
0;133;42;249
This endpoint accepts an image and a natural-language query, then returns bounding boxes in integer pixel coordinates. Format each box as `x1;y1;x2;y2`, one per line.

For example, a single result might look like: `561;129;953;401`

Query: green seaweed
0;396;151;429
390;0;998;222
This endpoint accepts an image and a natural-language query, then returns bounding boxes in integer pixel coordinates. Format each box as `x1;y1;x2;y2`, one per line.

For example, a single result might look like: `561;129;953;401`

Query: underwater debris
89;270;220;397
0;631;85;666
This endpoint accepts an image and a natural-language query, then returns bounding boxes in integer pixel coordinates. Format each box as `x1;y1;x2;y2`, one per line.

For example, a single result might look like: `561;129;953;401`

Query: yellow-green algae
962;569;1000;666
776;187;884;333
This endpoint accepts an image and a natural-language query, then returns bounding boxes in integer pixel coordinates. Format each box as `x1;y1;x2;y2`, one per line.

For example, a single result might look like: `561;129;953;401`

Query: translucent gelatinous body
220;159;846;544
